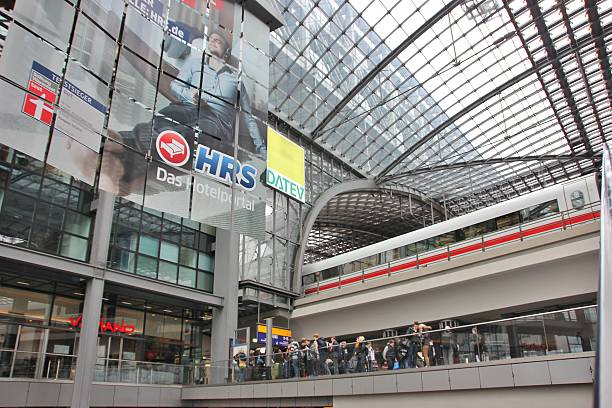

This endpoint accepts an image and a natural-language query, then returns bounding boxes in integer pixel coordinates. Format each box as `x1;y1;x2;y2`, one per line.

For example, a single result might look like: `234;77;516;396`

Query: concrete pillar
265;317;273;366
71;190;114;407
89;190;115;268
70;277;104;408
210;228;240;383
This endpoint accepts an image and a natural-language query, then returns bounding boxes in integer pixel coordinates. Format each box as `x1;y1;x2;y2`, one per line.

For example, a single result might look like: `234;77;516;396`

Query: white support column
210;228;240;383
71;190;114;407
71;277;104;408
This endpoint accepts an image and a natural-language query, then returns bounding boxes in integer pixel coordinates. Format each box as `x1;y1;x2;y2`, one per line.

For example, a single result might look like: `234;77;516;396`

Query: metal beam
293;179;378;292
502;1;584;174
526;0;593;158
375;20;612;181
381;155;594;183
585;0;612;111
310;0;464;139
559;1;606;149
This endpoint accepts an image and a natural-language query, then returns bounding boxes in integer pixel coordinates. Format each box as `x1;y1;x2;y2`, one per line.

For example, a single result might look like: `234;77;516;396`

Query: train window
463;220;496;240
302;274;316;285
454;228;466;243
360;254;378;268
520;200;559;222
496;212;520;230
403;243;416;257
415;240;430;253
321;266;339;280
570;190;585;210
435;232;455;247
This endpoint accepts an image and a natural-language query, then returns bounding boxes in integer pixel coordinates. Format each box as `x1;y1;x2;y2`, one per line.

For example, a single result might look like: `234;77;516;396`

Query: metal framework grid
306;188;445;262
269;0;612;222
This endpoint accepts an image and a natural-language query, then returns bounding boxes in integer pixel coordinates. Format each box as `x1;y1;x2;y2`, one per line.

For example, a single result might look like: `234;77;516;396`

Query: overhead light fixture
144;306;153;309
163;309;173;313
73;292;85;296
16;281;30;286
121;301;132;305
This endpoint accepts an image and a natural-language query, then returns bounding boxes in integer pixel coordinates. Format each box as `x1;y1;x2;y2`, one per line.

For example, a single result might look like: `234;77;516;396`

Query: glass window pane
136;255;158;279
64;211;91;237
158;261;178;284
160;241;179;262
178;266;196;287
60;234;89;261
109;247;135;272
197;272;213;292
51;296;82;327
198;252;214;271
180;247;197;267
138;235;159;257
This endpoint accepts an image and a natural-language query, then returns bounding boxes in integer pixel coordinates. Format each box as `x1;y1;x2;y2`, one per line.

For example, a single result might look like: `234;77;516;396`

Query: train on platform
302;174;600;295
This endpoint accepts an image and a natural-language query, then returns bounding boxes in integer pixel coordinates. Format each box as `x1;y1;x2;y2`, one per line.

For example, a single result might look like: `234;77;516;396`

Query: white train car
302;175;600;295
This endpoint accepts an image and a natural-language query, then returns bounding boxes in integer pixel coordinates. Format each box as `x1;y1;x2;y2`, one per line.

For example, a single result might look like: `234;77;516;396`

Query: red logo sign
181;0;196;8
22;80;56;125
69;315;136;334
156;130;190;167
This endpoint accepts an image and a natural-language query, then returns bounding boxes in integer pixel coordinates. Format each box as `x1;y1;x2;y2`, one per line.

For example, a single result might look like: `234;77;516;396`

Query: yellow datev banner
266;127;305;203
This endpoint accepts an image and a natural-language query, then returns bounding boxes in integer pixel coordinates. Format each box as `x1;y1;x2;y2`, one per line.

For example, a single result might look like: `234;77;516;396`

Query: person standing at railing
303;339;317;377
382;339;397;370
313;334;330;375
365;342;377;371
354;336;367;373
233;351;247;383
288;338;301;378
397;337;410;369
328;336;340;375
338;341;350;374
414;321;433;367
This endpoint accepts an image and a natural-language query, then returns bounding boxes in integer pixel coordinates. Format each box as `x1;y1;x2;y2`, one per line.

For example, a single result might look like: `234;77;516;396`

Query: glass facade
0;279;211;382
108;199;216;292
0;146;93;261
240;117;359;292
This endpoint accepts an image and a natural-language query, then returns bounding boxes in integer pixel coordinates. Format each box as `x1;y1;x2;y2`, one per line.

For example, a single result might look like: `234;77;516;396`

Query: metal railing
304;202;600;295
0;348;77;380
0;306;598;385
94;358;188;385
191;305;597;385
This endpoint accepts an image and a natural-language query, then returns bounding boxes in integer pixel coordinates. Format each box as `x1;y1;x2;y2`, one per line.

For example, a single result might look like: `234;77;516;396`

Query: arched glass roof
269;0;612;214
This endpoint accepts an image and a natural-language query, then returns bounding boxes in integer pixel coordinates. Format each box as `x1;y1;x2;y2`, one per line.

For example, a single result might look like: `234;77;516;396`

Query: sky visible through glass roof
269;0;611;215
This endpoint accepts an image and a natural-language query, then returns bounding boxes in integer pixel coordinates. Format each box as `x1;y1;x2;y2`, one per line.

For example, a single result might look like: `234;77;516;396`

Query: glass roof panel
270;0;612;213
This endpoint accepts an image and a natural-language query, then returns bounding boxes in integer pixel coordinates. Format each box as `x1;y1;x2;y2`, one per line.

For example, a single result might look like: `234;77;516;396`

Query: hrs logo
154;131;258;190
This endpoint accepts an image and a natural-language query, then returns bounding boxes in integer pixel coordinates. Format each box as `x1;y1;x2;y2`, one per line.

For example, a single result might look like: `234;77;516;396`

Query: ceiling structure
306;188;446;263
269;0;612;220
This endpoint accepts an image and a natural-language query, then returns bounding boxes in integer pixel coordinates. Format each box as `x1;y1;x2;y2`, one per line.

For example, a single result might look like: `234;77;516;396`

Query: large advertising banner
266;128;305;203
0;0;271;239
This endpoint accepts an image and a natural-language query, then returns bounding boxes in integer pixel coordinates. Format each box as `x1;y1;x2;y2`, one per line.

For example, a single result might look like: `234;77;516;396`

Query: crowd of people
232;321;445;381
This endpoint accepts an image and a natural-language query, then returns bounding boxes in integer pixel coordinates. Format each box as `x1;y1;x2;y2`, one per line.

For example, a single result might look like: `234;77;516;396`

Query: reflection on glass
12;0;75;50
70;13;117;83
46;131;98;186
80;0;124;39
144;161;192;218
0;79;52;161
115;48;159;109
123;4;164;67
0;23;66;91
99;138;147;206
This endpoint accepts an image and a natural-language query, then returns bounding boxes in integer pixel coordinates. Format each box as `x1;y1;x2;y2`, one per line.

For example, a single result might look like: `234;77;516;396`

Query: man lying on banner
101;28;265;201
163;28;266;157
